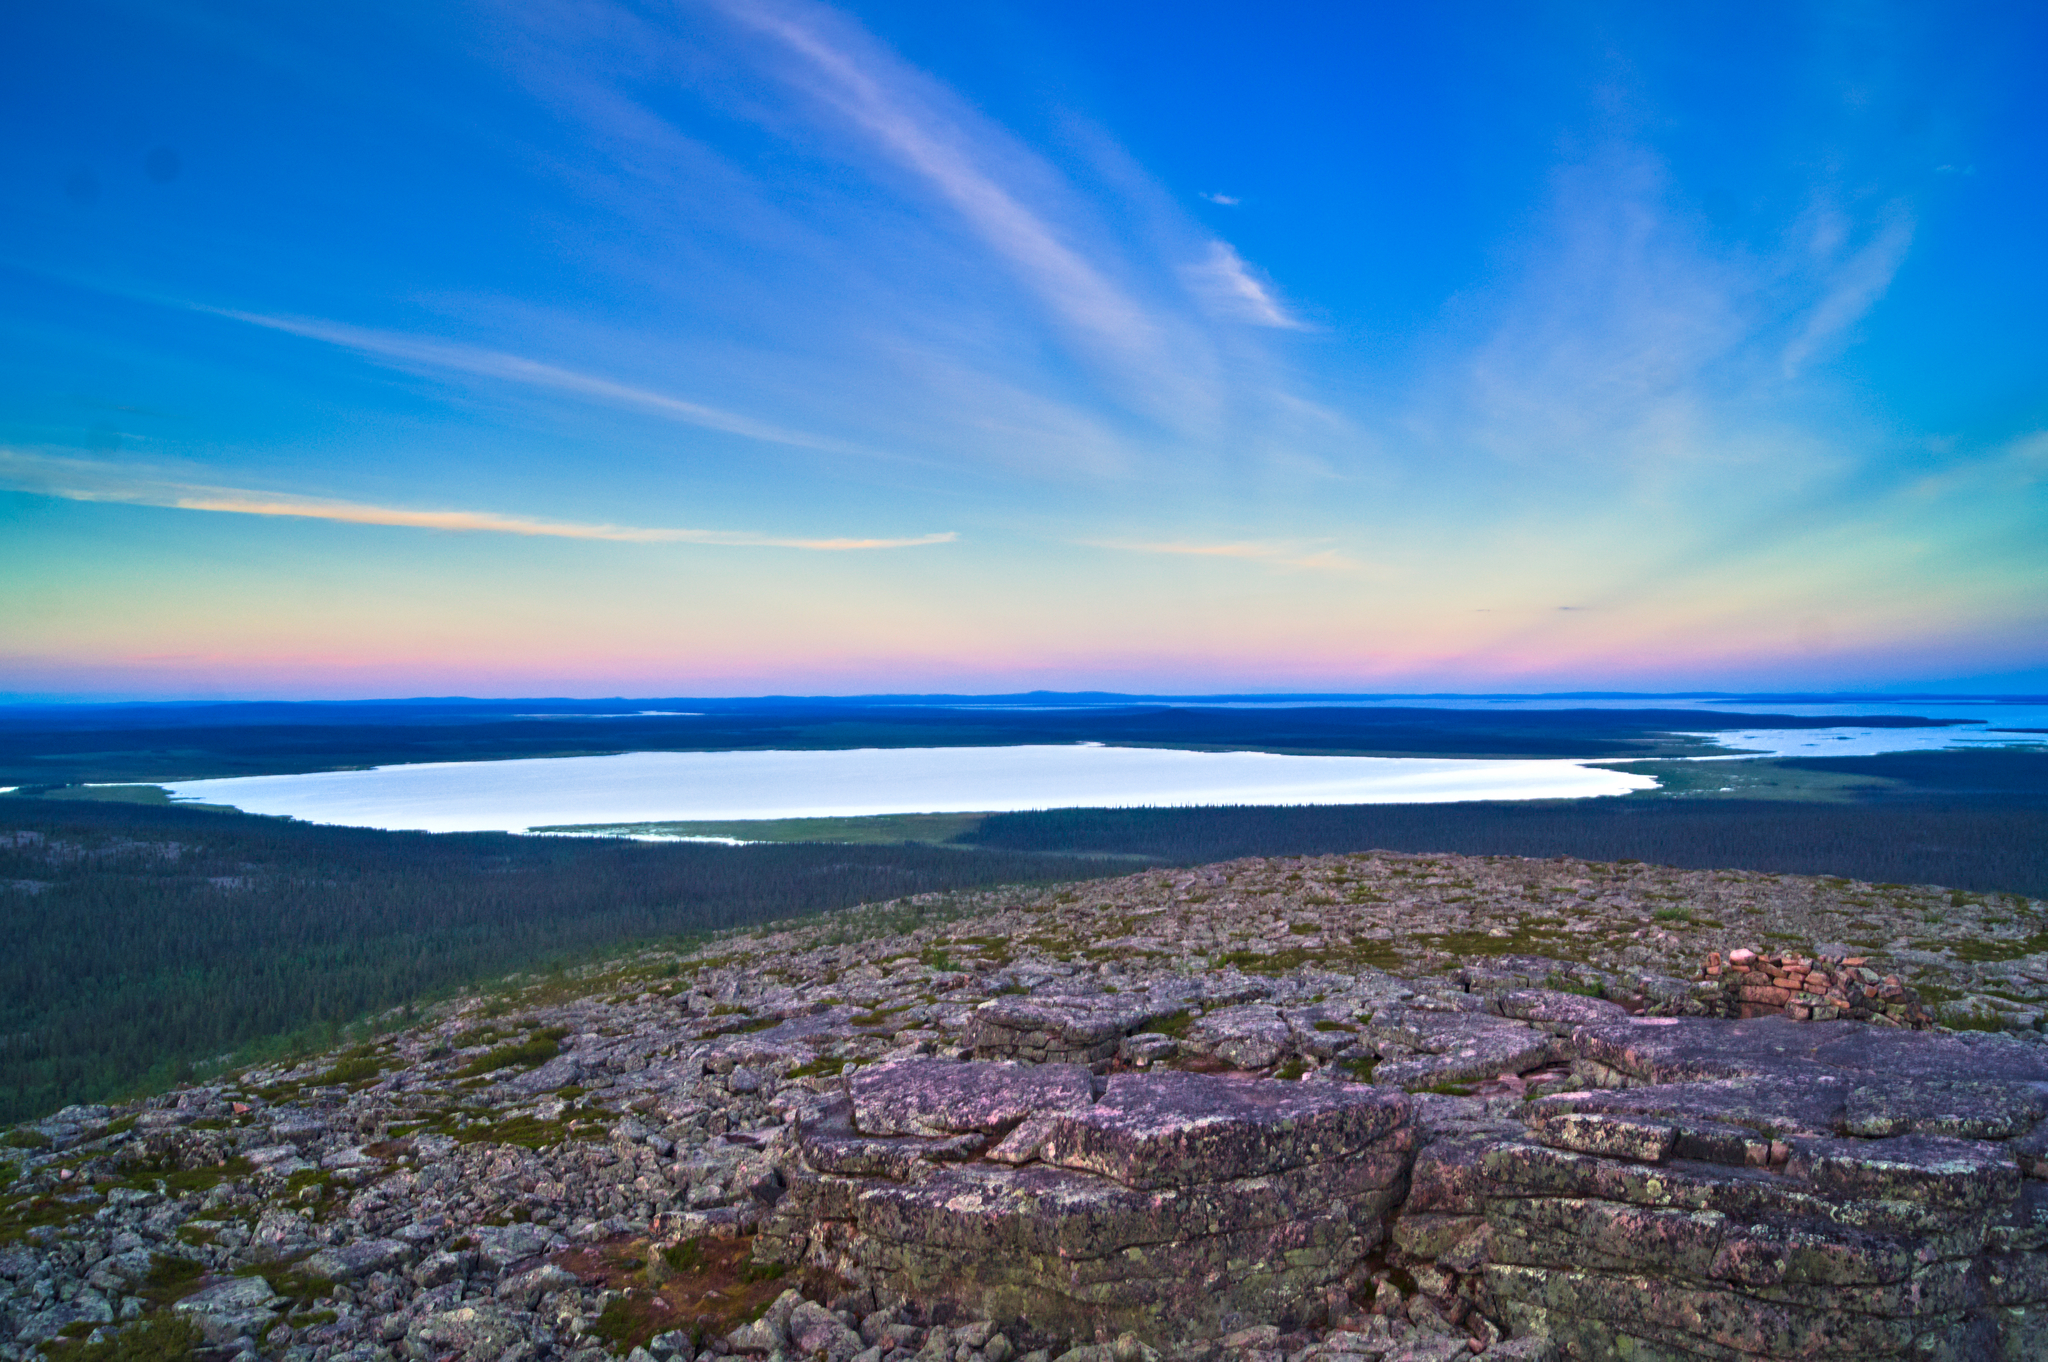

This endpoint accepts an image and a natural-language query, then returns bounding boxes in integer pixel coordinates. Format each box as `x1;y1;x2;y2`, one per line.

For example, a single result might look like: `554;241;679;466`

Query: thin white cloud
714;1;1208;415
2015;431;2048;476
1201;192;1241;206
197;306;864;456
1459;149;1750;475
483;0;1335;469
0;451;955;549
1084;537;1372;573
730;6;1147;342
1900;429;2048;502
1781;213;1914;375
1189;241;1306;329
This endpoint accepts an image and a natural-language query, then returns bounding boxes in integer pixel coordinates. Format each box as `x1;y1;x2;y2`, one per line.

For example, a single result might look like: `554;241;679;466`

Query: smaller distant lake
161;745;1658;834
1688;721;2048;759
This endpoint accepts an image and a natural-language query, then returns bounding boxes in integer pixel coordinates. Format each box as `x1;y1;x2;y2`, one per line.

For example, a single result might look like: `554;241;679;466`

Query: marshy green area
532;811;990;844
16;783;242;811
1606;758;1912;803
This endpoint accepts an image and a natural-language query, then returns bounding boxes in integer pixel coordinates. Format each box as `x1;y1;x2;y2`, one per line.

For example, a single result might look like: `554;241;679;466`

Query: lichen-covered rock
1182;1005;1292;1070
787;1299;863;1362
171;1276;279;1345
301;1236;409;1281
1392;1015;2048;1359
1493;989;1629;1034
12;848;2048;1362
1359;1007;1554;1090
1041;1071;1410;1189
768;1065;1417;1346
851;1060;1094;1138
404;1303;527;1362
967;996;1179;1065
470;1222;564;1271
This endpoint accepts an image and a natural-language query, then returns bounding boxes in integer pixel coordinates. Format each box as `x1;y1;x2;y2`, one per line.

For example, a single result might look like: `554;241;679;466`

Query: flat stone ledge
1043;1070;1412;1190
850;1059;1094;1139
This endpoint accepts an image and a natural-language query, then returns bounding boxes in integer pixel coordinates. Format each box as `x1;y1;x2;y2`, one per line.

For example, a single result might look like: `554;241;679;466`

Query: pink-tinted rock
1042;1070;1412;1190
763;1067;1418;1347
1523;1111;1678;1164
850;1059;1094;1138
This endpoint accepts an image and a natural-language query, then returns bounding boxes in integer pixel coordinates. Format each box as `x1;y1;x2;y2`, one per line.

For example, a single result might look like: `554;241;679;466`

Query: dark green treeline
969;757;2048;897
0;800;1132;1127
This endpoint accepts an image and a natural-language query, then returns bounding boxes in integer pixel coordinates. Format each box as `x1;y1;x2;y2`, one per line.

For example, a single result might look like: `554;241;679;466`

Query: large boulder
303;1237;410;1282
1379;1016;2048;1359
405;1304;528;1362
172;1276;281;1343
765;1065;1416;1346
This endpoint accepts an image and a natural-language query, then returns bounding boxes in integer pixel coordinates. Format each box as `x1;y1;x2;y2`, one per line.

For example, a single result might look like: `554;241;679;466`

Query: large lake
162;746;1658;834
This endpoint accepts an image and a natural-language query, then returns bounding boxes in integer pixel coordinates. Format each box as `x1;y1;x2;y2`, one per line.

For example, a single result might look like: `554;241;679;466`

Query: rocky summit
6;850;2048;1362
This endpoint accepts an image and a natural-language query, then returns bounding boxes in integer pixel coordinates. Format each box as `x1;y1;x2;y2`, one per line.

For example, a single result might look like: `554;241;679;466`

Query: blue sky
3;1;2045;698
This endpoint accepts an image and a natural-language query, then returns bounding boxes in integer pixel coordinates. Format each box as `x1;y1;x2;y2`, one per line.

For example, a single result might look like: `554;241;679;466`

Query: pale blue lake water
149;698;2047;835
162;746;1658;834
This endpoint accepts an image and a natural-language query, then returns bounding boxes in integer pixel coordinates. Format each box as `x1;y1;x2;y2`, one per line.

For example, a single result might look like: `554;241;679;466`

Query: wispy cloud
1781;211;1914;375
1200;191;1241;206
0;451;954;549
724;5;1156;349
1188;241;1306;329
1459;149;1750;476
197;306;865;456
711;0;1242;427
1899;429;2048;502
1084;537;1372;572
478;0;1321;472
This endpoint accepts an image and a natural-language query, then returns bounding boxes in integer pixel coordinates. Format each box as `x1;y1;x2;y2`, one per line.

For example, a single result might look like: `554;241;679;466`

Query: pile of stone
1695;947;1931;1027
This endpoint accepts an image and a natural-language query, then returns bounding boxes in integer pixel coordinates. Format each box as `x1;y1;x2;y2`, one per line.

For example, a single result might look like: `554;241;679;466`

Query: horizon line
3;689;2045;710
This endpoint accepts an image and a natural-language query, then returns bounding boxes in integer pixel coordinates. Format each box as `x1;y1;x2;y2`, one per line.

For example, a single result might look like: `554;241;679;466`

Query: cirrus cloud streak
0;452;954;550
197;307;874;458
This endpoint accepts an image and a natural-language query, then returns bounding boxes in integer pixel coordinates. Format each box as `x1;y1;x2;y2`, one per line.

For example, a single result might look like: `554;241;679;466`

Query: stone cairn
1696;947;1931;1027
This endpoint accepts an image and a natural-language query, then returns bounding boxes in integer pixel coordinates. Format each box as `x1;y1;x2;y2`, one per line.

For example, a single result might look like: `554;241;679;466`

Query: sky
3;0;2045;700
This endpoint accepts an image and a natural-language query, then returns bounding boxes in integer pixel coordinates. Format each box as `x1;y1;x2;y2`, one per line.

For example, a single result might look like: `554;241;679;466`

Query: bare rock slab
852;1060;1094;1138
1041;1071;1411;1190
768;1066;1419;1346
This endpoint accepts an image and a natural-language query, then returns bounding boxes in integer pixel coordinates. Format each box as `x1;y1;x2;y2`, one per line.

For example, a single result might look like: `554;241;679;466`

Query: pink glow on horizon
7;610;2042;699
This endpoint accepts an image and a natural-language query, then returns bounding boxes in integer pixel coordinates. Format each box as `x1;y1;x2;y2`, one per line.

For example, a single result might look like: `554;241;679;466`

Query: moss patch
132;1254;207;1310
456;1028;569;1079
556;1235;792;1352
41;1314;200;1362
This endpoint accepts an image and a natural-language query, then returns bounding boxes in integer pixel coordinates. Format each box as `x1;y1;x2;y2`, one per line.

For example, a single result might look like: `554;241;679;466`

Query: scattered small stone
3;850;2044;1362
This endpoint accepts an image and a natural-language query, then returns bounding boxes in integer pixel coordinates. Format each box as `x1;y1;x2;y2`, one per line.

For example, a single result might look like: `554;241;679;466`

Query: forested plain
970;751;2048;896
0;799;1136;1126
4;700;2042;1128
0;695;1963;784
